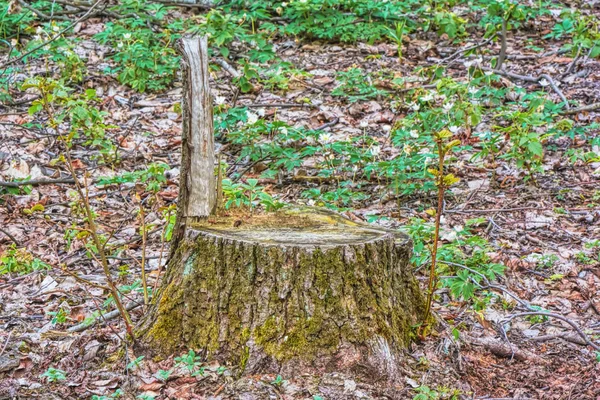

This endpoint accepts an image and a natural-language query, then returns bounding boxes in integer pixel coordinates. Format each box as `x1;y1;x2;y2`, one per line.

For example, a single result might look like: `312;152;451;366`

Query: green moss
142;207;425;370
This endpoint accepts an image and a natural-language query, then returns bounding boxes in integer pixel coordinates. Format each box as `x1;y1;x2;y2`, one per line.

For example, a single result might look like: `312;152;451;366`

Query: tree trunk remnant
140;35;425;379
177;36;215;225
141;210;425;377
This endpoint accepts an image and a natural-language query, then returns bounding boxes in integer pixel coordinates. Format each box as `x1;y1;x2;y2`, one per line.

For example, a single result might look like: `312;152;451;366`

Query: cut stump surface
140;208;425;378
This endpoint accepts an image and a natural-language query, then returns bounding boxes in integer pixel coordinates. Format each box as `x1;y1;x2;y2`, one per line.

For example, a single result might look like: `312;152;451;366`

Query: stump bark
140;209;425;376
139;35;425;378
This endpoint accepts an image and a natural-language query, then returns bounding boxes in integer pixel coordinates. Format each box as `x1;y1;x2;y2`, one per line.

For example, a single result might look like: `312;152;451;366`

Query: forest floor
1;2;600;399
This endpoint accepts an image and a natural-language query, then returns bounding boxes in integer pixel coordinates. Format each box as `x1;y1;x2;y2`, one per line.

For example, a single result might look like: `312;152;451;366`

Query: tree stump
140;208;424;376
139;36;425;378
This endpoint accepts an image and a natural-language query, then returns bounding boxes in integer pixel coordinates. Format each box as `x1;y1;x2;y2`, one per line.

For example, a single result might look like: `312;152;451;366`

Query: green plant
0;245;49;275
41;367;66;383
127;356;145;371
24;78;117;163
332;67;388;102
270;375;286;386
97;163;169;192
174;350;204;376
155;369;172;382
48;308;68;325
94;1;181;92
423;128;461;322
386;20;406;62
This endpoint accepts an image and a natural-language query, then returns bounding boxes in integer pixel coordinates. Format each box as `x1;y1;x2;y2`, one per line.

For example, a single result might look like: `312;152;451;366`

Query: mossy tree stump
140;36;425;378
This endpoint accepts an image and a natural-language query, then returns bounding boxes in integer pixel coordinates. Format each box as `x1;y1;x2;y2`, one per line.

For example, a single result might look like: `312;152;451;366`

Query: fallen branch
213;58;241;78
0;227;20;246
246;103;318;109
559;101;600;115
0;177;76;187
503;312;600;351
482;68;570;109
67;301;140;333
17;0;70;20
464;334;546;363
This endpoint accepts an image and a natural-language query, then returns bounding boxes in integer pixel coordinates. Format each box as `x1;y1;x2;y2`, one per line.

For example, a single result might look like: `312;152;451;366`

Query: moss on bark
139;208;425;375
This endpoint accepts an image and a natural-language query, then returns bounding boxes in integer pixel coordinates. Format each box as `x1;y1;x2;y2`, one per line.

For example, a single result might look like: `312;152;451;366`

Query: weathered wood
140;208;425;379
178;36;216;221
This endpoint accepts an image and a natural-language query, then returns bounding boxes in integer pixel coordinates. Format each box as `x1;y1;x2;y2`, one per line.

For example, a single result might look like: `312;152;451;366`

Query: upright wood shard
179;36;215;219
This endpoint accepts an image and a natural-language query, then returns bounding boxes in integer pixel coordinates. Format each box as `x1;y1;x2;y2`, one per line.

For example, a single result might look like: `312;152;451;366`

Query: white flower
410;130;419;139
256;108;265;117
33;35;42;41
300;0;308;3
449;126;460;134
52;25;60;32
123;33;132;39
443;102;453;112
36;26;44;34
370;145;381;157
117;42;124;49
279;127;288;134
359;120;369;128
307;199;315;206
403;143;412;155
538;78;550;87
246;111;259;124
484;70;494;76
468;86;478;94
423;157;432;165
320;133;332;143
410;103;420;111
281;2;287;6
214;96;226;105
352;165;359;172
420;92;434;102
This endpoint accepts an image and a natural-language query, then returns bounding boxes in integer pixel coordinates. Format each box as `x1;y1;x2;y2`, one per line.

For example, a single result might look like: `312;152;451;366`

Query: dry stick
483;68;570;109
442;33;496;62
213;57;241;78
0;331;13;357
17;0;70;20
246;103;318;109
496;18;508;70
152;208;172;295
0;177;77;187
67;301;140;333
139;203;149;306
0;0;103;70
0;227;20;246
503;312;600;351
560;101;600;115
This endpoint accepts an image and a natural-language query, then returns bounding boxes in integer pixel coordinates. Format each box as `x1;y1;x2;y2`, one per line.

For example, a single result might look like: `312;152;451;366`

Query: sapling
423;129;461;322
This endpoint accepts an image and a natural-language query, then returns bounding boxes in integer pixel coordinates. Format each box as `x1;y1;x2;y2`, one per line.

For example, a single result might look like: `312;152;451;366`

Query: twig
213;58;241;78
559;101;600;115
246;103;318;109
503;312;600;351
67;301;140;333
0;177;76;187
496;19;508;70
0;331;12;357
17;0;70;20
0;227;20;246
443;33;496;62
482;68;570;109
539;74;570;109
0;0;104;70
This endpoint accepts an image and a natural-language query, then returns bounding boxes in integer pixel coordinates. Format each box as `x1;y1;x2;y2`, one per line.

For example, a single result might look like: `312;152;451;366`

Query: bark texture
178;36;215;221
140;209;425;378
